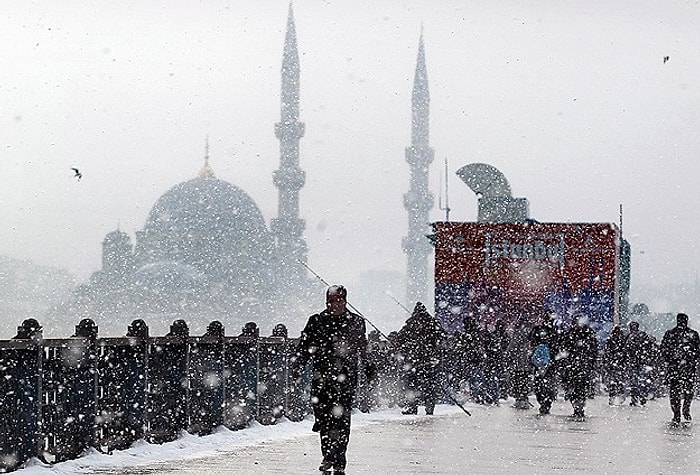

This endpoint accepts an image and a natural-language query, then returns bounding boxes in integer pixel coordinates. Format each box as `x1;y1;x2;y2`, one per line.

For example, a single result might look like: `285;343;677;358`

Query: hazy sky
2;0;700;312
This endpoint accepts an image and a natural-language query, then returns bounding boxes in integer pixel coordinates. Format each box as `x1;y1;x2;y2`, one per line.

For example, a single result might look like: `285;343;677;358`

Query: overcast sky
2;0;700;311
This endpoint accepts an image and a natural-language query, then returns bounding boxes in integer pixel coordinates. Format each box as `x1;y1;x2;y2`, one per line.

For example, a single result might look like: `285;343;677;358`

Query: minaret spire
272;3;308;287
403;30;435;306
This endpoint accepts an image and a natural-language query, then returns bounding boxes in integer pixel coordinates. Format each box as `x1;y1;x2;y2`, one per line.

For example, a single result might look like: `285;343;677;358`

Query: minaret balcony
273;167;306;191
402;235;433;254
275;121;305;140
405;145;435;167
403;190;434;212
271;217;306;237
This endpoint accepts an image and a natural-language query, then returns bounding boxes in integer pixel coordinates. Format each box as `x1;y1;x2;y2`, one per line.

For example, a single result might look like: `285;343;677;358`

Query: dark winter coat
558;323;598;397
624;329;656;370
454;318;486;368
394;310;446;371
294;309;369;400
603;327;627;375
660;324;700;383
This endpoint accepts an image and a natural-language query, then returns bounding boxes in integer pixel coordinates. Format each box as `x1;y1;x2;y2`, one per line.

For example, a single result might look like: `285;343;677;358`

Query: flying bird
71;167;82;180
663;55;670;64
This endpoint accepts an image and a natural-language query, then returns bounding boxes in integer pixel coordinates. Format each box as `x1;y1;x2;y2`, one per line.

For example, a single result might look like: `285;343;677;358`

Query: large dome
145;176;267;235
134;176;275;279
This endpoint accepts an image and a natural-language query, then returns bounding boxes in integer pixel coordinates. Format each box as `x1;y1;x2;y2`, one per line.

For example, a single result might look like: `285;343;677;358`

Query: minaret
272;3;308;286
403;31;435;306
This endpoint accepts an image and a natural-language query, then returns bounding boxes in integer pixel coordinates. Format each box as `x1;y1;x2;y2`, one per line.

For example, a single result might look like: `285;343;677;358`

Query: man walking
394;302;446;415
624;321;656;406
293;285;373;474
660;313;700;424
559;315;598;419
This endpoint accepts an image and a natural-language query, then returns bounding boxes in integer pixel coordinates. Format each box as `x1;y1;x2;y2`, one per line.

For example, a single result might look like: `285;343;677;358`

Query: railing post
0;319;43;472
188;321;225;435
223;322;259;430
146;320;190;444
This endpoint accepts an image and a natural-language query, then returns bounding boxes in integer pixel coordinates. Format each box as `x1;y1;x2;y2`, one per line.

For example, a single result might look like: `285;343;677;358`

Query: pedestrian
481;322;505;405
660;313;700;424
624;321;656;406
602;325;627;405
455;315;487;404
394;302;446;415
505;313;532;410
559;314;598;419
529;313;558;415
293;285;375;475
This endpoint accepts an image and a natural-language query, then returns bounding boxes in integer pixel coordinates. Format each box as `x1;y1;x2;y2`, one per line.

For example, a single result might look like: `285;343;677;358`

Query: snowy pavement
20;396;699;474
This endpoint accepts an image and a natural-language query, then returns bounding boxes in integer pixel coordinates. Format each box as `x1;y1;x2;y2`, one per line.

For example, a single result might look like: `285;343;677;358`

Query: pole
443;391;472;416
384;291;412;315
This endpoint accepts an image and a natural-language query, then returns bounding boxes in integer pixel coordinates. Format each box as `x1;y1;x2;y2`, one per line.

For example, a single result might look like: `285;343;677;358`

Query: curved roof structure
135;175;275;277
456;162;512;198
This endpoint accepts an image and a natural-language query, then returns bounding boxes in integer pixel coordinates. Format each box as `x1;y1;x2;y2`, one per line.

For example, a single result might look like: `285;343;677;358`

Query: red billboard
433;221;620;338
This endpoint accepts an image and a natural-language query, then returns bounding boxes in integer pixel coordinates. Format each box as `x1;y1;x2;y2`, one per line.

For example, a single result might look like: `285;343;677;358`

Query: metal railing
0;319;309;473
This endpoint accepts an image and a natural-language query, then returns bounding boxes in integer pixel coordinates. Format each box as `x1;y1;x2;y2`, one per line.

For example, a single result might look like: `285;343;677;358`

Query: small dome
132;261;206;295
103;229;130;244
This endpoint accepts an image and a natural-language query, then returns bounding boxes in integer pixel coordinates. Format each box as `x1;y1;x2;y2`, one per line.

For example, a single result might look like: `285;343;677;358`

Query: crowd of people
357;306;700;425
288;286;700;474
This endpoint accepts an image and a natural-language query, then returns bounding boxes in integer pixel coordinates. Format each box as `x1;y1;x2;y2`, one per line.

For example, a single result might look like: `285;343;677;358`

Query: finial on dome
199;136;215;178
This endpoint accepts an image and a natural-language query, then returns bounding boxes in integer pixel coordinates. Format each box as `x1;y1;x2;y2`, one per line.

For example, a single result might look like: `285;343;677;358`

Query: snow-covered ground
16;396;699;474
19;406;459;474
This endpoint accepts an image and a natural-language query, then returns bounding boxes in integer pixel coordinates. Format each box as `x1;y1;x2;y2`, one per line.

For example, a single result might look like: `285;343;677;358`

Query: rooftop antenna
438;157;451;221
619;203;623;237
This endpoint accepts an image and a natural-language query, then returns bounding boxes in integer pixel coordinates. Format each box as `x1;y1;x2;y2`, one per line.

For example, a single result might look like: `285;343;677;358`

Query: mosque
63;6;435;336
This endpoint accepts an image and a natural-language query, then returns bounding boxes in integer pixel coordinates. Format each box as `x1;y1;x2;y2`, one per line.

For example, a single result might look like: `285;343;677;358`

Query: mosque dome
143;176;268;238
134;174;276;288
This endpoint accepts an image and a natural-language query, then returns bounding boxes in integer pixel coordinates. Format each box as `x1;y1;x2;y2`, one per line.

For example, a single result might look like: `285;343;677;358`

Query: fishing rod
443;391;472;416
298;259;390;340
384;291;412;315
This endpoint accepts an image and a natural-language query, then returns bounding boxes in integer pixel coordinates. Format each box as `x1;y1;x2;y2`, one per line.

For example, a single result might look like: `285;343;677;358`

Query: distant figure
293;285;374;475
505;314;532;410
455;315;487;404
663;55;670;64
71;167;82;180
602;325;627;405
394;302;446;415
559;315;598;419
529;313;558;415
624;321;656;406
660;313;700;424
